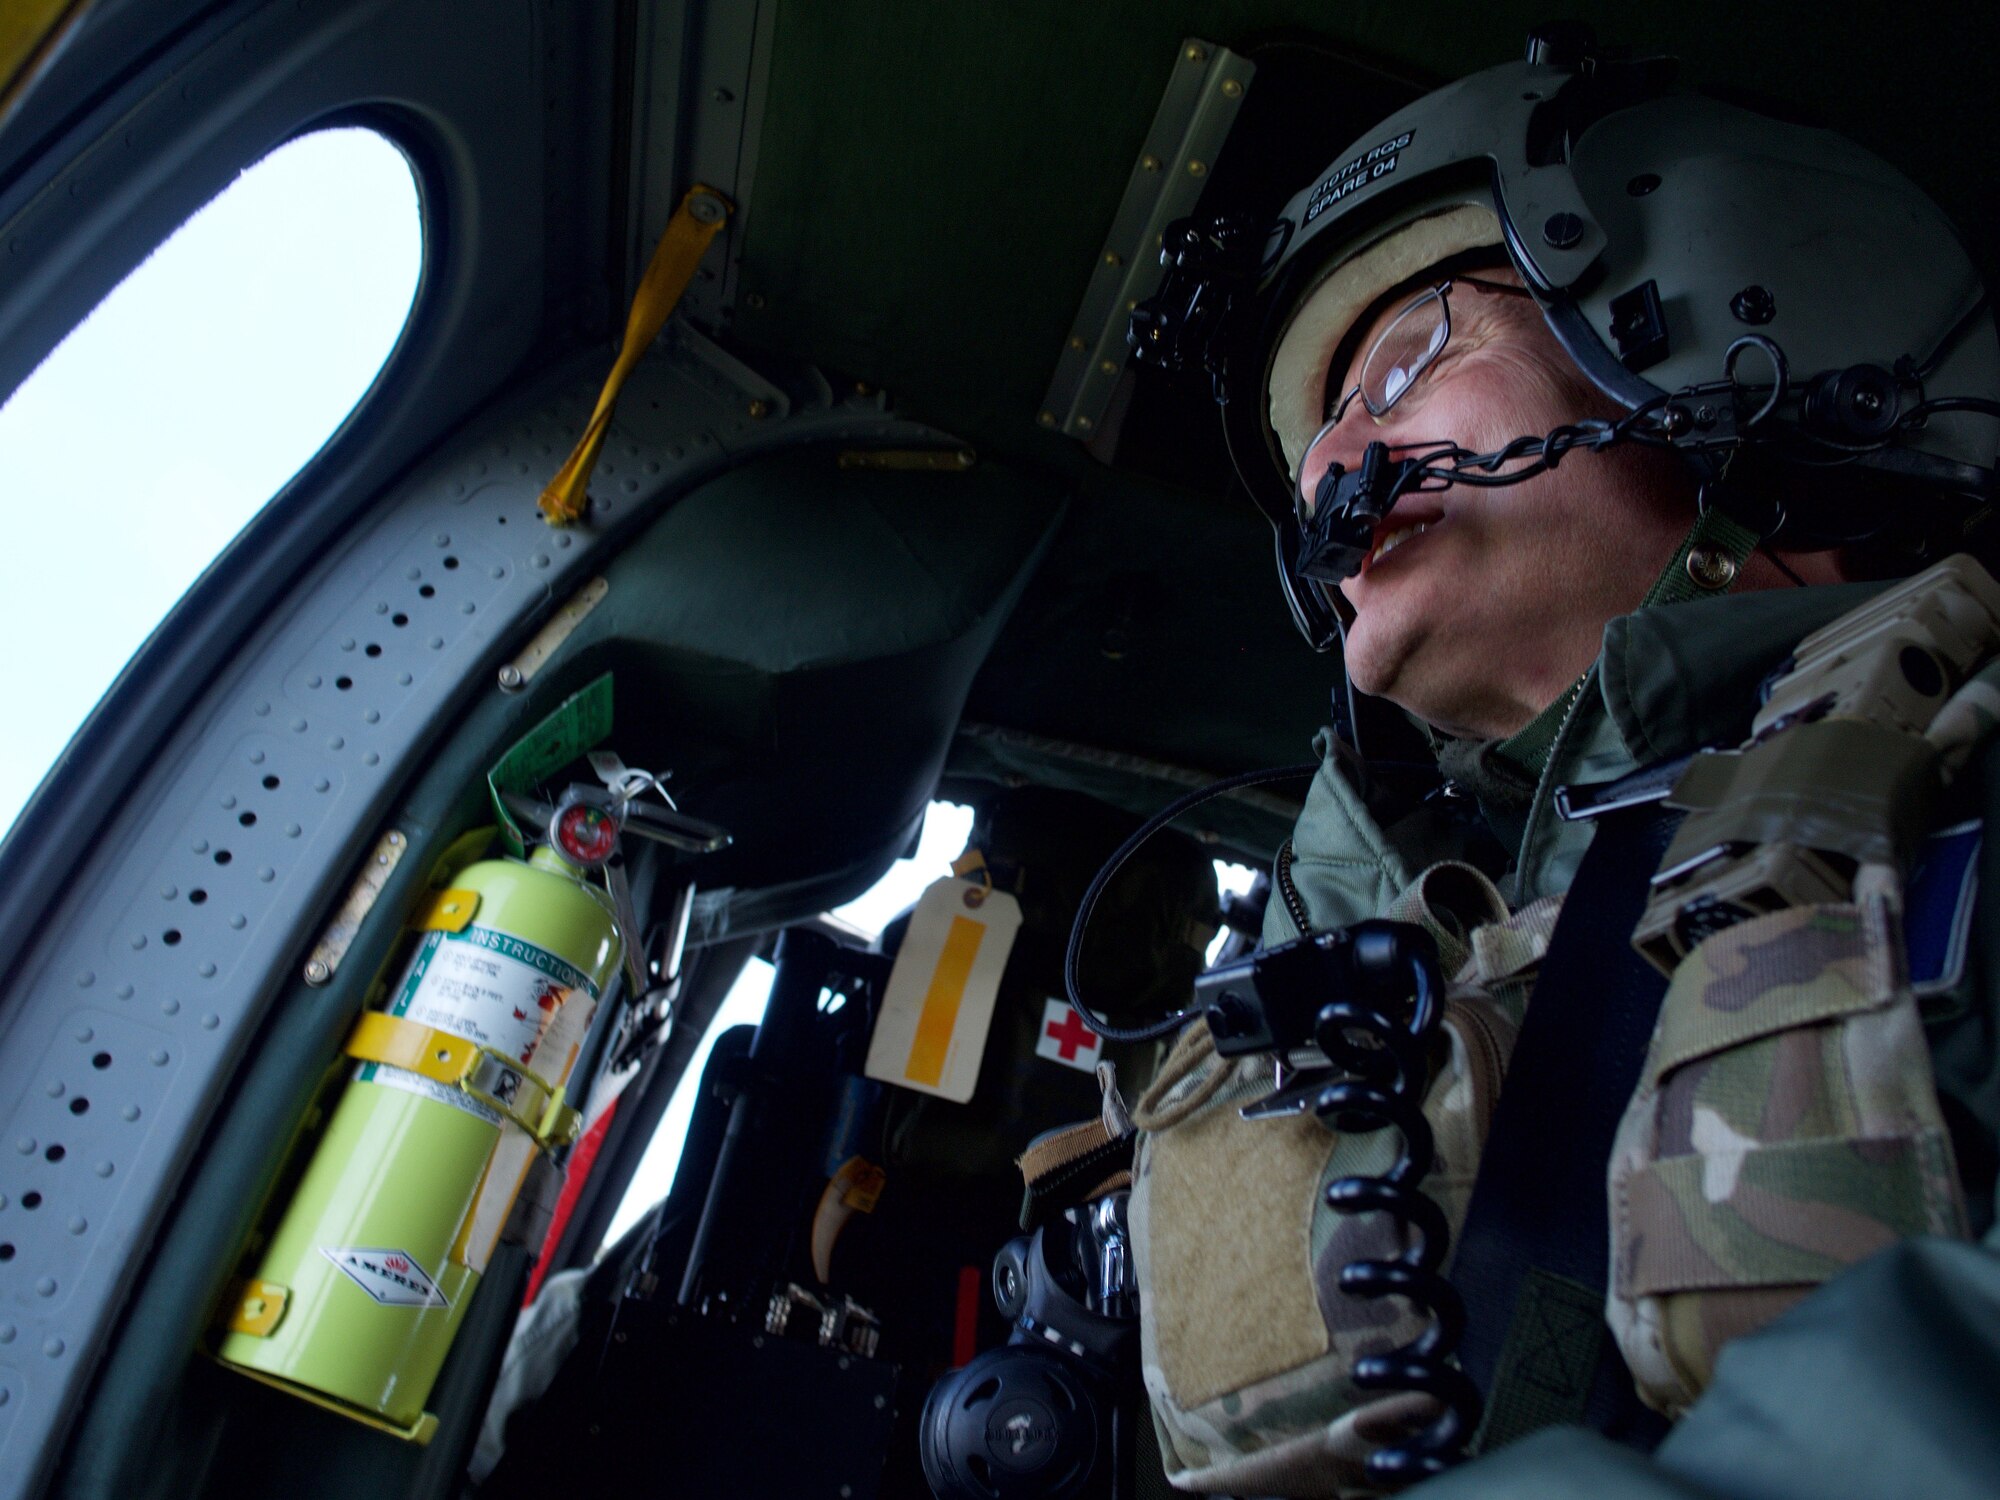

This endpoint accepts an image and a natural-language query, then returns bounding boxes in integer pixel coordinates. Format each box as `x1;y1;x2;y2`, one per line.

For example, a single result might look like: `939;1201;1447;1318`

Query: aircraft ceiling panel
721;0;2000;471
625;0;780;331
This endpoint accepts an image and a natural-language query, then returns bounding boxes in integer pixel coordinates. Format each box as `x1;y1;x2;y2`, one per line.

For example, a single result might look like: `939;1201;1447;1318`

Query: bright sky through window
0;127;421;842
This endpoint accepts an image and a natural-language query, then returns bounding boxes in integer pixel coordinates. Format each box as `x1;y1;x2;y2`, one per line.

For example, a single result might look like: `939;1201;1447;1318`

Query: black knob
1731;285;1776;325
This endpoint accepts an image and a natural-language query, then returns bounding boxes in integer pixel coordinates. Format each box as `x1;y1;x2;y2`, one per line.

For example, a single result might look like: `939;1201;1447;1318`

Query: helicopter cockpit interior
2;5;1996;1500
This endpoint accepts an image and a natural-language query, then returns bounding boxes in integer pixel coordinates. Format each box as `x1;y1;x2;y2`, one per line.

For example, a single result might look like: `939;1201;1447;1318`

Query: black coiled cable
1312;944;1484;1486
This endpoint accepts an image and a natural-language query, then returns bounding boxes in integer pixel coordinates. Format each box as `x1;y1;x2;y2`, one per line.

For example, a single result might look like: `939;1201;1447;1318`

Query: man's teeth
1369;522;1429;566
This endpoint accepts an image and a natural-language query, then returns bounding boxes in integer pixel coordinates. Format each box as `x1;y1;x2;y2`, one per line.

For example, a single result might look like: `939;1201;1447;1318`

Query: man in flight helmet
1123;26;2000;1500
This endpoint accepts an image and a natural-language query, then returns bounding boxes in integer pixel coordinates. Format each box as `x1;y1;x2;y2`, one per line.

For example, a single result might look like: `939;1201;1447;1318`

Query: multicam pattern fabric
1608;897;1969;1414
1131;877;1553;1497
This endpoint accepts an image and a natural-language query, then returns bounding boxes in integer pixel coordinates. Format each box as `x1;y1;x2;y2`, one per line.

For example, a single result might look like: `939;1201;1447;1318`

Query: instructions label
360;925;599;1126
322;1247;449;1309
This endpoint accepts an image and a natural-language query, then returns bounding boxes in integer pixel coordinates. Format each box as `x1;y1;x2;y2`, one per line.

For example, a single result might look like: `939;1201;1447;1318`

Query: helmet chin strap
1640;502;1765;608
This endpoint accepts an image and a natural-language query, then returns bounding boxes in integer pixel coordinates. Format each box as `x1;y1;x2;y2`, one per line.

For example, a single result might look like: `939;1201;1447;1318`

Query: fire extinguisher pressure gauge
551;794;621;868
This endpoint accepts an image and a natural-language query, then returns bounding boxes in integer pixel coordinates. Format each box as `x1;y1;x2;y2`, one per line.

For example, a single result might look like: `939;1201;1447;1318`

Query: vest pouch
1130;987;1516;1497
1607;897;1971;1415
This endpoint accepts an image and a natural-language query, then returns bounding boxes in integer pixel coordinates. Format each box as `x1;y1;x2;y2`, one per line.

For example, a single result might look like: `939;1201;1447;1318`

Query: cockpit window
0;126;422;839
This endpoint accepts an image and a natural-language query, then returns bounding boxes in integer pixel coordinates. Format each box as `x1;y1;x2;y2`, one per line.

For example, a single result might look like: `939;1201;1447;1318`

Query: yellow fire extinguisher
215;814;624;1440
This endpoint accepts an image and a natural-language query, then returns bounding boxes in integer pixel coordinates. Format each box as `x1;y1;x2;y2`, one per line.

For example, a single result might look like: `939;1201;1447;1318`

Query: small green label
487;672;614;854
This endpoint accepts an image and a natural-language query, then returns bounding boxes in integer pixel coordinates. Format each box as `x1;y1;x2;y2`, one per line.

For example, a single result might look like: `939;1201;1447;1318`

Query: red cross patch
1036;998;1102;1072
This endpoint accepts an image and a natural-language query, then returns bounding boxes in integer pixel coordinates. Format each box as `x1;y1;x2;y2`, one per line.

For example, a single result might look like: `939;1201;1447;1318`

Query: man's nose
1298;423;1379;511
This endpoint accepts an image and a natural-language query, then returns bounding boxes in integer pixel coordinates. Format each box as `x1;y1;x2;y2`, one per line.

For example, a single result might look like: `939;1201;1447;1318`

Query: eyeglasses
1298;275;1533;514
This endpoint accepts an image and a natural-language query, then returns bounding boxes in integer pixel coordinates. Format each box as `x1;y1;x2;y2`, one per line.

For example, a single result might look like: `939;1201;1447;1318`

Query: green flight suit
1264;580;2000;1498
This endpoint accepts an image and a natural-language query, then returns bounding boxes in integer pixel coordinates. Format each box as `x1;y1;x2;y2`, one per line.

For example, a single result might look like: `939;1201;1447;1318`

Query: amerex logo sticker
322;1247;450;1309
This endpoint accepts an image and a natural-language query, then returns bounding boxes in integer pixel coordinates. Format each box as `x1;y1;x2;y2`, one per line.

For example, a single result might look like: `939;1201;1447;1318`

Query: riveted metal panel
0;322;946;1498
628;0;779;328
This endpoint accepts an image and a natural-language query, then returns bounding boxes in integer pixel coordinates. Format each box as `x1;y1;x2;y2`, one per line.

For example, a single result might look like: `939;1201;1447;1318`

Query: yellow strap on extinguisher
538;184;734;525
344;1013;582;1152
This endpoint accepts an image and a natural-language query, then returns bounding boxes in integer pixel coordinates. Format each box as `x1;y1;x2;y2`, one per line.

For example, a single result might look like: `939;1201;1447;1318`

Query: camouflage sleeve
1408;1235;2000;1499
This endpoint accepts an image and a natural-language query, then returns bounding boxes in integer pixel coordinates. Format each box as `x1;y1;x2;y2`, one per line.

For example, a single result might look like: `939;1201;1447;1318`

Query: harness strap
1450;803;1682;1455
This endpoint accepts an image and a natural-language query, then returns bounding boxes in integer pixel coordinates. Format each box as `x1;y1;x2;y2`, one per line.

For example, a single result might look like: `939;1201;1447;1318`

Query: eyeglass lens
1297;286;1451;515
1361;289;1449;417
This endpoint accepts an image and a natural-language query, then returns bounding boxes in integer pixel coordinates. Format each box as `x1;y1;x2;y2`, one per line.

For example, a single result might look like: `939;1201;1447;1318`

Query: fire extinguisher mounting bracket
343;1013;583;1153
410;887;480;932
223;1279;290;1338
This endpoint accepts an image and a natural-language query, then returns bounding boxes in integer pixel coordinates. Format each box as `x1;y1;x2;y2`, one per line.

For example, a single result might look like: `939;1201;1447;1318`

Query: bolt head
303;959;332;987
747;398;771;419
1542;211;1586;249
1186;159;1207;177
497;664;525;691
1222;78;1244;98
1140;154;1162;172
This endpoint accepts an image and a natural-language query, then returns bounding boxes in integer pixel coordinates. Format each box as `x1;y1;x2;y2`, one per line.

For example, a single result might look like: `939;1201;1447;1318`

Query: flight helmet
1134;29;2000;648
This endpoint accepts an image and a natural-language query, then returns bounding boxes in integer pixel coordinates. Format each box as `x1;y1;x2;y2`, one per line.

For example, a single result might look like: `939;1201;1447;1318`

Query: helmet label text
1306;130;1416;224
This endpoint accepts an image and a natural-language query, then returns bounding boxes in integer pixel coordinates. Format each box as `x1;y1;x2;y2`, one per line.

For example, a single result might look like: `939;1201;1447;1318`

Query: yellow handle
539;185;734;524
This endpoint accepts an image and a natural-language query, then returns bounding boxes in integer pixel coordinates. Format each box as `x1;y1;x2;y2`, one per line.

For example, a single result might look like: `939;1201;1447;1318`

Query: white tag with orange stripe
864;876;1022;1102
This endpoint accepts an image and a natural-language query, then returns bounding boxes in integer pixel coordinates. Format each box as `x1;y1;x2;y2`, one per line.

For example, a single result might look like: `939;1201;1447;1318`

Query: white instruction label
321;1247;449;1308
359;925;599;1125
1035;998;1103;1072
864;877;1022;1103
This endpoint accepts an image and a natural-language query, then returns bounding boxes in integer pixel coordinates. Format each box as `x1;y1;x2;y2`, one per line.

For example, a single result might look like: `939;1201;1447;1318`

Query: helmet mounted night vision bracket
1129;24;2000;650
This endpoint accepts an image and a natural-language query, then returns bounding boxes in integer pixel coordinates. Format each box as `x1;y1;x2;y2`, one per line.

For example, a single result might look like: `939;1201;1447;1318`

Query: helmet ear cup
1802;364;1904;442
918;1345;1103;1500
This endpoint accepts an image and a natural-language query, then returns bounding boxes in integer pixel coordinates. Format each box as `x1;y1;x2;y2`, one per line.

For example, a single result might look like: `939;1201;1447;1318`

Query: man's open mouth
1364;516;1439;572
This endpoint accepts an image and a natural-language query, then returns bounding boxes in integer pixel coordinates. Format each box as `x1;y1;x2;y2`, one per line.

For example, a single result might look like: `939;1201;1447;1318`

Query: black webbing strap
1451;804;1682;1455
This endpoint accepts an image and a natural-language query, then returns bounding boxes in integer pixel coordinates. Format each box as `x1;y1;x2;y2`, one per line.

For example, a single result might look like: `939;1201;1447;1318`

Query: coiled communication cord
1065;764;1485;1482
1312;934;1483;1486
